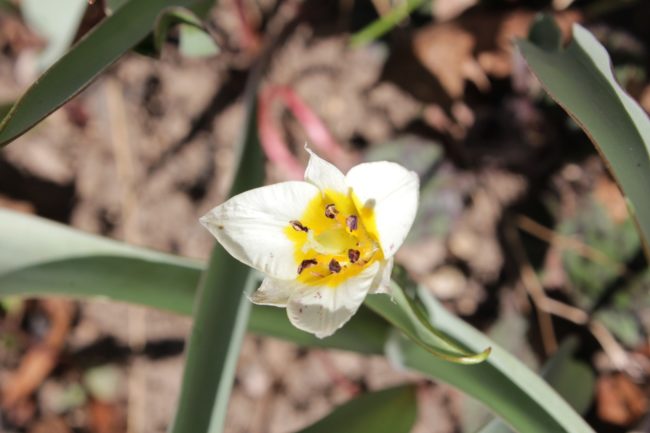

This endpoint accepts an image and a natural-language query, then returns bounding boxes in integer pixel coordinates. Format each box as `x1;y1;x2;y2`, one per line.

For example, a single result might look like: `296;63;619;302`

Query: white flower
200;148;419;338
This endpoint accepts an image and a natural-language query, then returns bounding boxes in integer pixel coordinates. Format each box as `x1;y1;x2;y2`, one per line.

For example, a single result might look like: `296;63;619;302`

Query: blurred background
0;0;649;432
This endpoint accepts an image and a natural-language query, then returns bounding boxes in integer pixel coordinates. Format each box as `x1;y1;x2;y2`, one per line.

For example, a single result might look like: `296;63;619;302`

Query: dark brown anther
346;215;358;231
328;259;342;273
298;259;318;274
324;203;338;219
348;249;360;263
290;220;309;232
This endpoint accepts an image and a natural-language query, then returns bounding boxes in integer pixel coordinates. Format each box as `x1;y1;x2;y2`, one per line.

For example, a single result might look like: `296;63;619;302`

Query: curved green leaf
365;286;490;364
517;18;650;253
394;287;594;433
296;385;417;433
474;337;595;433
0;255;199;313
0;0;212;147
154;6;218;57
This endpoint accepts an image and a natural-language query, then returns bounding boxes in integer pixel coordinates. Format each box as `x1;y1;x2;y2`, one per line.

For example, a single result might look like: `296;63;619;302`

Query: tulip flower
201;148;418;338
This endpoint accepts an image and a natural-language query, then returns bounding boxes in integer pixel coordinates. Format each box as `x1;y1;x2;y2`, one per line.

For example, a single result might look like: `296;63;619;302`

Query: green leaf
540;338;594;416
154;7;201;52
0;0;212;147
395;287;595;433
105;0;130;13
21;0;87;70
474;337;595;433
517;18;650;254
0;256;199;313
350;0;425;47
365;285;491;364
0;0;20;13
295;385;417;433
179;24;219;58
168;62;264;433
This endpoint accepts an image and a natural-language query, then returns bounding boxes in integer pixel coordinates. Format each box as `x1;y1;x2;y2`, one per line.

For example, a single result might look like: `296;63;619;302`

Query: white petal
369;258;394;294
200;181;319;280
249;277;291;307
286;262;380;338
346;161;419;258
304;146;347;193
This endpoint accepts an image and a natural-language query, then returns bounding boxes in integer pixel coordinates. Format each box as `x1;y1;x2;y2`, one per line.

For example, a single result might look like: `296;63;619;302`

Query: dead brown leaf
641;85;650;114
413;10;582;99
0;195;35;214
593;177;628;223
0;13;44;55
597;373;648;426
29;416;71;433
89;400;125;433
413;23;488;100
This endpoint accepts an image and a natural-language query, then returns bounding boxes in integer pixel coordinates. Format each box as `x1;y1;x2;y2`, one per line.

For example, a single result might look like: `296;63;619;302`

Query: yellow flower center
284;189;383;287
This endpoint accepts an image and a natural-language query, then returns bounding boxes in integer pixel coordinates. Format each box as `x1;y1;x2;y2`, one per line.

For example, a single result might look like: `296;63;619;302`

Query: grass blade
350;0;425;47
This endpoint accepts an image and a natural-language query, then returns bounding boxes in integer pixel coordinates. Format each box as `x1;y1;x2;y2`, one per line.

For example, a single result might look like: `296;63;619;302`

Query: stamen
290;220;309;232
324;204;338;219
346;215;358;231
348;249;360;263
328;259;342;273
298;259;318;274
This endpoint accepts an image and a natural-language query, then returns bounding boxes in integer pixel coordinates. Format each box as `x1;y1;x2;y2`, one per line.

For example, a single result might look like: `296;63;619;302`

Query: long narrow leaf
0;0;212;147
390;287;594;433
474;337;595;433
295;385;417;433
169;66;264;433
517;18;650;252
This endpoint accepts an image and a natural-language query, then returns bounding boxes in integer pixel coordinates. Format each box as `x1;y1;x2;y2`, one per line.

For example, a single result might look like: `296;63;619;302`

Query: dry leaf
413;10;582;99
29;417;71;433
597;373;648;426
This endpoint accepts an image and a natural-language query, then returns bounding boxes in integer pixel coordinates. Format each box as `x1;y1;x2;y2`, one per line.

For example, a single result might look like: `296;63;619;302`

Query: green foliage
350;0;427;47
517;17;650;256
0;211;595;432
595;269;650;347
1;9;622;433
395;288;594;433
154;7;219;57
560;198;639;307
296;385;417;433
169;71;264;433
474;337;595;433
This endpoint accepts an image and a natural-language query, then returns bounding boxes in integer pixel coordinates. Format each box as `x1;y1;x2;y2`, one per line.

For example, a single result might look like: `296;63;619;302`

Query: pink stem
257;85;349;179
